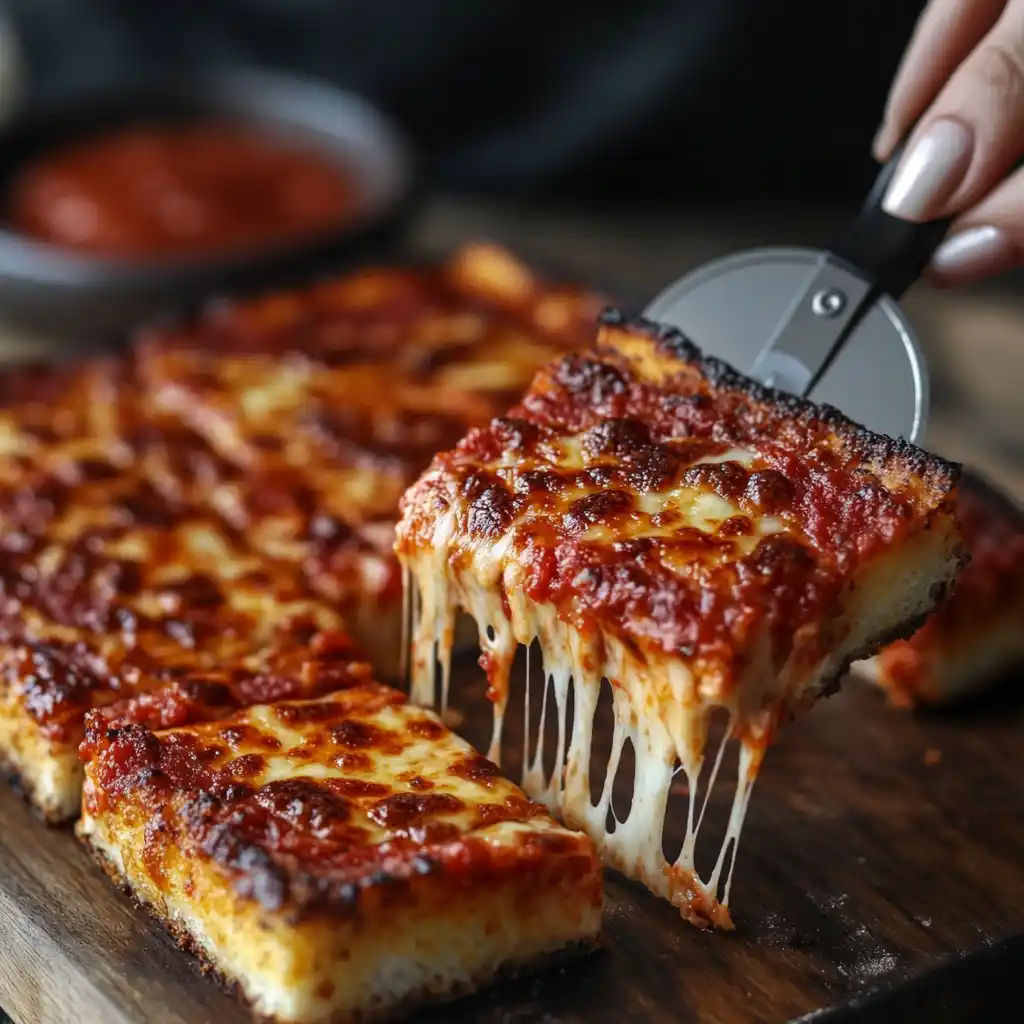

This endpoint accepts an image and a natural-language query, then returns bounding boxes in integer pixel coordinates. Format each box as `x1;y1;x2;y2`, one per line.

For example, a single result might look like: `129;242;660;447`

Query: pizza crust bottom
78;806;602;1024
0;694;82;823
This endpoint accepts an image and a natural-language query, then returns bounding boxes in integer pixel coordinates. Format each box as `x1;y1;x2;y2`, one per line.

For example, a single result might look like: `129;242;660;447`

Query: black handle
828;139;954;299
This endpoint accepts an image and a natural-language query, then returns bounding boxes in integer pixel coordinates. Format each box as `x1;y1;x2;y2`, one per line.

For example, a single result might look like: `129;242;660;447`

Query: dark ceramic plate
0;68;416;339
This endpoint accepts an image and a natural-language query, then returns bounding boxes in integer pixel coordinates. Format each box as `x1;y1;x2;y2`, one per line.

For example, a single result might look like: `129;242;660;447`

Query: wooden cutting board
2;654;1023;1024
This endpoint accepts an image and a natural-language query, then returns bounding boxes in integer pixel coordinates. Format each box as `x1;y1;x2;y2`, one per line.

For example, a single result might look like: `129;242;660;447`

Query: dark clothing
6;0;925;202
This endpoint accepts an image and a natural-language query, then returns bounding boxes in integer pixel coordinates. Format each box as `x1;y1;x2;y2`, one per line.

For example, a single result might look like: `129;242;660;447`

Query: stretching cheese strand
405;567;753;929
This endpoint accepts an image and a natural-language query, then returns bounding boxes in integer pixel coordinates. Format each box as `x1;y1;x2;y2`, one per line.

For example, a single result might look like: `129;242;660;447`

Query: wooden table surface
1;199;1023;1024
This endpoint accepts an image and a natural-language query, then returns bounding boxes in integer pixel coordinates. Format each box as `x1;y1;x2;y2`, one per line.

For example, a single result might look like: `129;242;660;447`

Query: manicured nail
928;225;1015;284
882;119;973;221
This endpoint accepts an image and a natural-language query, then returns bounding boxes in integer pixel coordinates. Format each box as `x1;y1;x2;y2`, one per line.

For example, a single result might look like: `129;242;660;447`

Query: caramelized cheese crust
397;311;964;926
79;687;602;1023
861;470;1024;706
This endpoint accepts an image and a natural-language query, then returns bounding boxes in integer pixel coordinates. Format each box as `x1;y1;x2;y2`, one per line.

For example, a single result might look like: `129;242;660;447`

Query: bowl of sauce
9;121;363;260
0;70;414;338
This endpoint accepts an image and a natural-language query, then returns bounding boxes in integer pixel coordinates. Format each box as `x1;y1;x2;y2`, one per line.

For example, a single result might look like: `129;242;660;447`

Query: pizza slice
396;310;964;928
0;360;347;821
856;469;1024;707
133;244;605;675
78;684;603;1024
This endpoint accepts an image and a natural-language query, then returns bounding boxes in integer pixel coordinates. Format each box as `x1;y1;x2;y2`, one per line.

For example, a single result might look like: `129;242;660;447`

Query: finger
882;1;1024;222
926;164;1024;286
874;0;1006;161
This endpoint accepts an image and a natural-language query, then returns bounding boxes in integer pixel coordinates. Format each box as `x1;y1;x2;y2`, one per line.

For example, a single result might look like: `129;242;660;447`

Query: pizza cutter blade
644;142;953;443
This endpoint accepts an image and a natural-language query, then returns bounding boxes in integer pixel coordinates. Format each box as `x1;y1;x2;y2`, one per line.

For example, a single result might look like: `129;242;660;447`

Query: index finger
875;0;1006;160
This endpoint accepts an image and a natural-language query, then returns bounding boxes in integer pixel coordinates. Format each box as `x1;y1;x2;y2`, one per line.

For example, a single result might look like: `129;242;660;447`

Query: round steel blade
643;247;929;442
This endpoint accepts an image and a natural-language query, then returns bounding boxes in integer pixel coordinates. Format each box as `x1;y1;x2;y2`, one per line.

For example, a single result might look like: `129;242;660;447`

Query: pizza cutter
644;141;953;442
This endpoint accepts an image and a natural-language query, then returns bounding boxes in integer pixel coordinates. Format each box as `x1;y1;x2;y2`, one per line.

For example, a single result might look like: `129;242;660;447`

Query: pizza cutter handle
828;139;954;300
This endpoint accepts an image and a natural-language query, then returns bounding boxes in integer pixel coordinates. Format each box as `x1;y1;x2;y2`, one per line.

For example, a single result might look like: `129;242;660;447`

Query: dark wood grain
0;787;250;1024
2;653;1023;1024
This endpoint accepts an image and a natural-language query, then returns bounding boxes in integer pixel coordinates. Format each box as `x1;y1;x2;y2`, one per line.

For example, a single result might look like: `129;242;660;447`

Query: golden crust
85;832;598;1024
79;688;603;1023
85;833;598;1024
860;469;1024;706
0;684;83;822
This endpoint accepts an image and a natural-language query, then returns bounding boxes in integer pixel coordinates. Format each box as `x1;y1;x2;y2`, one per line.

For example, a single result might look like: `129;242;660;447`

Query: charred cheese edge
396;310;964;929
856;469;1024;707
78;687;602;1024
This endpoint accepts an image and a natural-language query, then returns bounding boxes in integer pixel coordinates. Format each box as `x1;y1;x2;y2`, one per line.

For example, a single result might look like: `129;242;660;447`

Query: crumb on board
924;748;942;767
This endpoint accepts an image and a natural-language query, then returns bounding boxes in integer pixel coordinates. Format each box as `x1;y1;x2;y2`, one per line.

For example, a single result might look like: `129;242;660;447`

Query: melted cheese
405;564;752;928
3;244;601;821
129;241;604;673
86;687;603;887
403;520;960;928
205;697;561;841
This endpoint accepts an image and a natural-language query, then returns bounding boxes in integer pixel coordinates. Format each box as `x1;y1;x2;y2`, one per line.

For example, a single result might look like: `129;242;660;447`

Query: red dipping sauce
6;121;360;259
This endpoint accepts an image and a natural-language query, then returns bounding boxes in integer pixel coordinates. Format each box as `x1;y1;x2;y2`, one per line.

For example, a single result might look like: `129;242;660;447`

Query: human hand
874;0;1024;287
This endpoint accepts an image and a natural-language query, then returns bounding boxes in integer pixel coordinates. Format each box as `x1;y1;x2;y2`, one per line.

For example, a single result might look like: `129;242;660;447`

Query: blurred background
0;0;1017;495
1;0;921;203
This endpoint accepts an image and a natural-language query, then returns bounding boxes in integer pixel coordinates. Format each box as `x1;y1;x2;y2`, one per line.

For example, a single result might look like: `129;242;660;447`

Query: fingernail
882;119;973;221
928;225;1015;283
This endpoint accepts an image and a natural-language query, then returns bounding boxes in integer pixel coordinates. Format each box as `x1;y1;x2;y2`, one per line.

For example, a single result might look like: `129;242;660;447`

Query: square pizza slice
78;684;603;1024
856;469;1024;707
0;360;348;821
396;310;964;928
133;244;605;676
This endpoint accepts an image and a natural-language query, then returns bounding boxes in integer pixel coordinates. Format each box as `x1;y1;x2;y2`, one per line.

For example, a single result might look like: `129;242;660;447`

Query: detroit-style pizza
397;310;963;927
